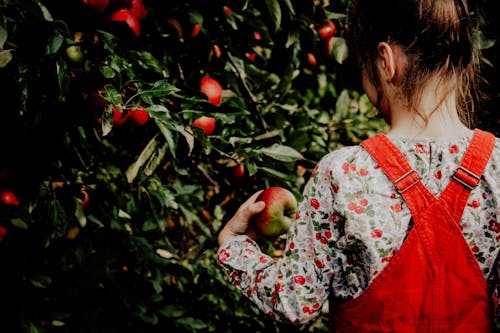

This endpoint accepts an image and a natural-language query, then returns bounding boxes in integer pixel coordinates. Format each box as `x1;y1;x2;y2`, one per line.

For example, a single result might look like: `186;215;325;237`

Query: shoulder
483;134;500;181
490;135;500;159
313;144;375;179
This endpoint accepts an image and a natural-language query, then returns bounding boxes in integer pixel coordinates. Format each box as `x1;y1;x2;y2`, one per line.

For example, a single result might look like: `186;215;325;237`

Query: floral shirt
217;130;500;324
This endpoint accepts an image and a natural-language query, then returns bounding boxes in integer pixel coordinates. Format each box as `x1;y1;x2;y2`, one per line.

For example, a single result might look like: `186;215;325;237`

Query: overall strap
440;129;496;222
361;130;496;222
360;133;434;218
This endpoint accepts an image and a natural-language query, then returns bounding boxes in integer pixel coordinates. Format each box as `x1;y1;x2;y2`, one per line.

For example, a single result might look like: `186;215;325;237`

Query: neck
387;80;470;139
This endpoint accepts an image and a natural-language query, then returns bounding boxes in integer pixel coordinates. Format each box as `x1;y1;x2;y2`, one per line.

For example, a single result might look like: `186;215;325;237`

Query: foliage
0;0;497;332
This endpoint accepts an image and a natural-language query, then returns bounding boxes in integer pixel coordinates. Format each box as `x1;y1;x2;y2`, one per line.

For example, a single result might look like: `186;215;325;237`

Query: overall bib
332;129;496;333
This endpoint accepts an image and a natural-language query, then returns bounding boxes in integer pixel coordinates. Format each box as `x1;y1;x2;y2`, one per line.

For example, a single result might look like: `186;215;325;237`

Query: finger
236;201;265;224
244;190;264;205
247;201;266;215
234;190;263;216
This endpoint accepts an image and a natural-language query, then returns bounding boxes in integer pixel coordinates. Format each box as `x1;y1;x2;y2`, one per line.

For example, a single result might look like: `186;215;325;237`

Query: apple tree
0;0;497;332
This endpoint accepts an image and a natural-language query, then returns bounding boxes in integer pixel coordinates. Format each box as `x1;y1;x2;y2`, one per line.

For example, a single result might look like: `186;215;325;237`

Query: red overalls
332;129;497;333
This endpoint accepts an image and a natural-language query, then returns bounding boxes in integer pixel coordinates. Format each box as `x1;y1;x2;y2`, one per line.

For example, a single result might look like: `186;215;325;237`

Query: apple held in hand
251;187;297;238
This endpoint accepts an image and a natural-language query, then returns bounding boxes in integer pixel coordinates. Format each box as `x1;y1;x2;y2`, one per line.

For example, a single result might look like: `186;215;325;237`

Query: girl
217;0;500;331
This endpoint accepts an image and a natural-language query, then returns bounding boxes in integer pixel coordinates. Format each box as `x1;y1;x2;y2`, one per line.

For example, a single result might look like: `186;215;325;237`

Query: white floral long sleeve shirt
217;131;500;324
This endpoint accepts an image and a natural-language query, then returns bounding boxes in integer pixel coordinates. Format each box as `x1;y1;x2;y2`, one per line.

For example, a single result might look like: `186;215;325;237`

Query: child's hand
218;190;266;245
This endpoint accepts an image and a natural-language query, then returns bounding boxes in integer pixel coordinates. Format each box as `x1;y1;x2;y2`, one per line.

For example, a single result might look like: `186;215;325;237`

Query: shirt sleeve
493;251;500;329
217;156;341;324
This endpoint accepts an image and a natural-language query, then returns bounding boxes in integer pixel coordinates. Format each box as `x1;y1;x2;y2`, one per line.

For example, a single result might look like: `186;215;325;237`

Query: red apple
0;188;20;206
81;0;110;13
223;6;233;17
112;106;128;126
0;225;6;241
200;77;222;106
307;53;317;67
245;52;256;62
212;44;222;59
129;108;150;125
191;23;202;37
88;90;107;110
192;116;216;135
109;9;141;37
251;187;297;238
130;0;147;20
75;189;91;213
231;163;245;181
317;19;336;40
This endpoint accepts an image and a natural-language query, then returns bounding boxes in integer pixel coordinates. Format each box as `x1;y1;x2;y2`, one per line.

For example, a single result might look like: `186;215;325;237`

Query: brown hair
350;0;481;126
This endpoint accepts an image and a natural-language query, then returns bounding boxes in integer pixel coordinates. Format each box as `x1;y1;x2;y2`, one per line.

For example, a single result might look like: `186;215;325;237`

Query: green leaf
20;321;41;333
282;0;296;15
0;49;13;68
100;65;116;79
247;160;258;176
101;104;114;136
101;84;122;105
139;80;180;98
144;142;168;177
286;28;300;48
176;317;208;330
173;123;195;156
325;11;347;20
35;0;54;21
56;59;70;100
11;218;29;230
335;89;350;119
265;0;282;33
128;50;164;74
75;204;87;228
259;144;303;162
98;30;116;53
51;198;68;239
0;14;7;49
154;119;178;159
158;304;187;318
45;32;64;55
259;166;296;181
126;135;160;183
186;9;203;25
142;220;157;232
359;94;375;115
329;37;349;64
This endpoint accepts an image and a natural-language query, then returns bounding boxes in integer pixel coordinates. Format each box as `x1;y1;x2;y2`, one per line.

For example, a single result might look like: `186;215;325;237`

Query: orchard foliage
0;0;497;332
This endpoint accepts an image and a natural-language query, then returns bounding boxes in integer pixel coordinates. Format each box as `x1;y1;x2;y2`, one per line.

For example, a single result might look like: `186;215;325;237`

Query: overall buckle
452;166;481;190
394;170;420;193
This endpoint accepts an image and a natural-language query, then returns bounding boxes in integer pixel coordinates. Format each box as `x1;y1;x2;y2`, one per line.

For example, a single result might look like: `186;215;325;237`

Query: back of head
350;0;480;125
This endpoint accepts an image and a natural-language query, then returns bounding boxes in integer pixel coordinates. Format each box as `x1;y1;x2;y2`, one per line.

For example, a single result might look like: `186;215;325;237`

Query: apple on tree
230;163;245;182
109;9;141;37
0;225;7;241
128;108;150;126
112;106;128;126
192;116;216;136
317;19;336;40
250;187;297;239
307;53;317;67
0;188;20;206
81;0;110;14
200;76;223;106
